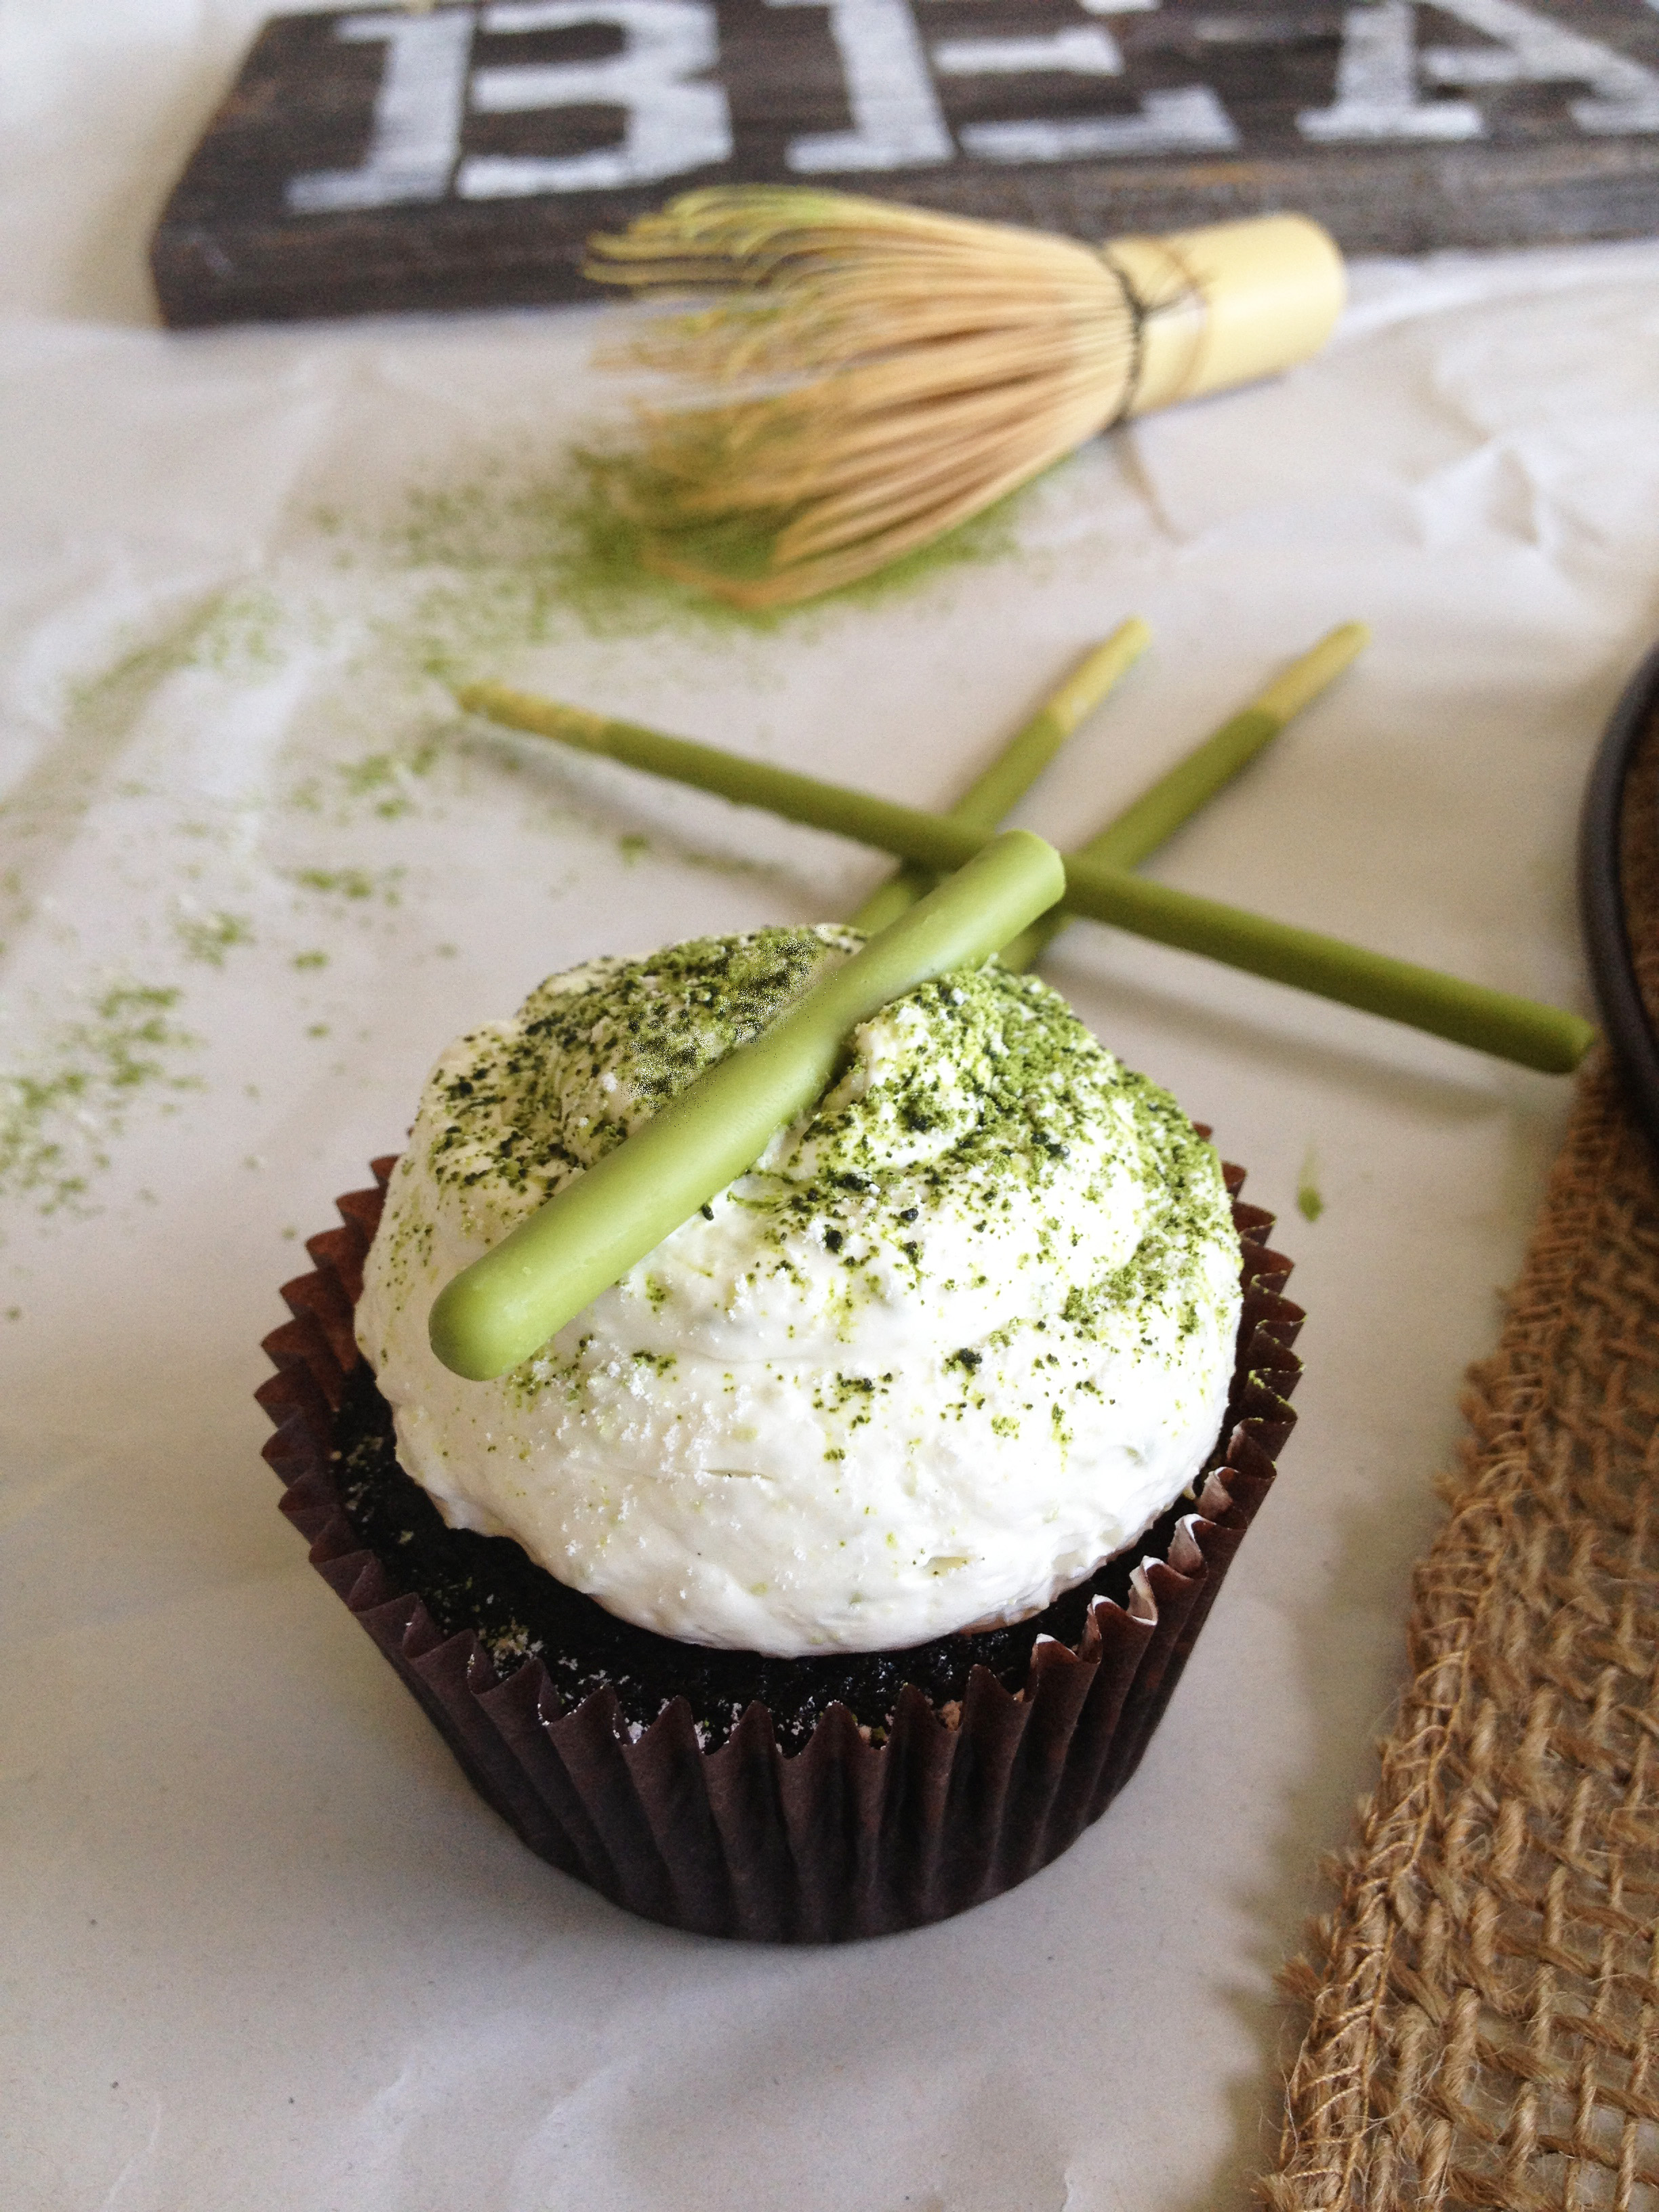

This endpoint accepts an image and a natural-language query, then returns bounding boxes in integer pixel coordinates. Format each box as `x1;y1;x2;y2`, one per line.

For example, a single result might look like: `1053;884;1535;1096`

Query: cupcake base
259;1153;1302;1943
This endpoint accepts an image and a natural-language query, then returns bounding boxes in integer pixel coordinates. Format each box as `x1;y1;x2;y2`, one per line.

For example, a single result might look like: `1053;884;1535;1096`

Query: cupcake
261;926;1301;1941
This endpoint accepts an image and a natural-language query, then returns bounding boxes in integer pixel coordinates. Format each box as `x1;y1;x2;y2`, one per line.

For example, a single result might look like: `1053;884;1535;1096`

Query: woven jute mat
1261;731;1659;2211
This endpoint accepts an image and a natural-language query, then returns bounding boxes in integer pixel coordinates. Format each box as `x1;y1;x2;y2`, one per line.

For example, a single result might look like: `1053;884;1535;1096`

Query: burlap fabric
1263;726;1659;2211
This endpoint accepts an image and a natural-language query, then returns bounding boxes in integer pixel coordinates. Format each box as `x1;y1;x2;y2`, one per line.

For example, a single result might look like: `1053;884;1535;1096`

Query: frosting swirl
356;926;1242;1656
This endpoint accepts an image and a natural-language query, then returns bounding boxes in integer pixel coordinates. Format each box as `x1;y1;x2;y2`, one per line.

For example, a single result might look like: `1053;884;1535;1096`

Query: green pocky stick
848;617;1149;935
455;679;1595;1076
428;829;1066;1381
1000;623;1368;970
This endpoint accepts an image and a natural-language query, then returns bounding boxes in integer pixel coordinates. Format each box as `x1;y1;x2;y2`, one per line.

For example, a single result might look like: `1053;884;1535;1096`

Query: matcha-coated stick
1000;622;1369;970
454;679;1595;1075
848;617;1149;934
428;829;1066;1381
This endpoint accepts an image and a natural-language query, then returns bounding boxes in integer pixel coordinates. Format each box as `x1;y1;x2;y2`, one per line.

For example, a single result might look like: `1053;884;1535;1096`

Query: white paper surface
6;10;1659;2209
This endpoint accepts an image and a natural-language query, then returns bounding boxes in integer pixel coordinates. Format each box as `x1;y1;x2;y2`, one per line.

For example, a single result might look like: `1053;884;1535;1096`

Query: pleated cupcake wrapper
259;1155;1302;1943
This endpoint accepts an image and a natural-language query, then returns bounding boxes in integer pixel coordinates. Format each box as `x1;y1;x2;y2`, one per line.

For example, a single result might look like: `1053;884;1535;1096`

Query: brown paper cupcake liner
258;1154;1302;1942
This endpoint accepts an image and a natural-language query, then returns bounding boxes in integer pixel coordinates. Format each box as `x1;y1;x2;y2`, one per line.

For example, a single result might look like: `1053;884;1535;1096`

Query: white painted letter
1300;0;1659;143
1298;2;1481;142
767;0;951;173
961;83;1238;163
287;11;474;213
459;0;731;197
1418;0;1659;134
940;3;1234;164
933;28;1125;80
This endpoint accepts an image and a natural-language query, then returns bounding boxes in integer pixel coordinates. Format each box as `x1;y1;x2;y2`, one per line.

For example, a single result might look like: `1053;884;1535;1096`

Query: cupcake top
356;926;1242;1656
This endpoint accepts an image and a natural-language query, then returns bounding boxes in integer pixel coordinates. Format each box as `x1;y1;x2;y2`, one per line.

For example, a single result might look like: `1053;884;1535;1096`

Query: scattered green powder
678;844;801;893
289;865;405;906
0;865;28;960
335;743;441;817
339;752;401;795
293;867;371;900
173;909;254;966
1296;1144;1325;1223
371;443;1030;676
65;588;290;741
21;429;1039;1222
64;621;209;744
176;588;287;681
0;983;199;1214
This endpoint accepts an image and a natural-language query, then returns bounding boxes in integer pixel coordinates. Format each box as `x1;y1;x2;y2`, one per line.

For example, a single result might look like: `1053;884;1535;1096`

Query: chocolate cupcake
260;930;1301;1941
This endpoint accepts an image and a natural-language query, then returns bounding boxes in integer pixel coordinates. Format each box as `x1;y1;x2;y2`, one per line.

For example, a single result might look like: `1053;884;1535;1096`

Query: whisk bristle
586;188;1141;609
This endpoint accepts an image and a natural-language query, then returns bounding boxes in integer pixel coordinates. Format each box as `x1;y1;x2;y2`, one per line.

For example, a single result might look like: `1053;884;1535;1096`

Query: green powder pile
1296;1143;1326;1223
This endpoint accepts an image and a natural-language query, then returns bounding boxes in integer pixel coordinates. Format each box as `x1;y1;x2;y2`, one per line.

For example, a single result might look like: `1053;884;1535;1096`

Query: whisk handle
1106;214;1345;417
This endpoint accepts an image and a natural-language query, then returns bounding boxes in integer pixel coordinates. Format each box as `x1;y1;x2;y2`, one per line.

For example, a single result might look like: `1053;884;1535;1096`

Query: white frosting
356;928;1242;1656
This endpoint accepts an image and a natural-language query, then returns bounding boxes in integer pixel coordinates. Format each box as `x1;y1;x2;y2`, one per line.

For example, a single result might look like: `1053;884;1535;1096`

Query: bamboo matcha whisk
585;187;1345;609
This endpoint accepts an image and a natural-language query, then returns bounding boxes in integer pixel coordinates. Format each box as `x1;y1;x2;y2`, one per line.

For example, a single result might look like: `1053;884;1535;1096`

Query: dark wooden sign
152;0;1659;327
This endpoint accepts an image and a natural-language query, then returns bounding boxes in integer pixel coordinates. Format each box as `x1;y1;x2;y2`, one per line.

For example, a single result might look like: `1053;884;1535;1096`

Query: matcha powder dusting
0;983;197;1214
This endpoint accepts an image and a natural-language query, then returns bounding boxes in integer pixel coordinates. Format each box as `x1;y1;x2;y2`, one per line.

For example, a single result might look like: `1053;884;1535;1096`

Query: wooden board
151;0;1659;327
